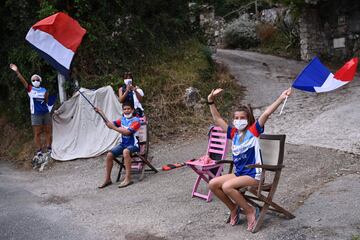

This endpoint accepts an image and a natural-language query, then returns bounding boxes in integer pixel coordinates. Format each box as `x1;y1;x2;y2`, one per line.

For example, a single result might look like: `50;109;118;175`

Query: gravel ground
1;49;359;240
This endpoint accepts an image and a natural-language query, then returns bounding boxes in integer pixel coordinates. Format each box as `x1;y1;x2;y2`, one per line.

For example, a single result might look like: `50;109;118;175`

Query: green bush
223;18;260;49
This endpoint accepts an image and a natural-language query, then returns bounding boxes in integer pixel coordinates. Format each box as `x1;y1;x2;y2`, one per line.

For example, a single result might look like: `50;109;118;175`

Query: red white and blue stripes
292;57;358;93
25;12;86;77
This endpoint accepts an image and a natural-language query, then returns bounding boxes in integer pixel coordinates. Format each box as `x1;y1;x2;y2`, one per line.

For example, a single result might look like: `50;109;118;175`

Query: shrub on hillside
223;18;259;49
256;23;277;43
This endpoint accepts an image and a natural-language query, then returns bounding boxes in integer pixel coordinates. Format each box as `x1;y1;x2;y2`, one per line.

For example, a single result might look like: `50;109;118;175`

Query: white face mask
124;79;132;85
32;81;41;88
233;119;248;130
124;113;133;119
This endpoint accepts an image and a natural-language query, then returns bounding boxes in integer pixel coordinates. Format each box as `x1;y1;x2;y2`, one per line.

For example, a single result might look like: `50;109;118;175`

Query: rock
260;8;285;25
183;87;201;108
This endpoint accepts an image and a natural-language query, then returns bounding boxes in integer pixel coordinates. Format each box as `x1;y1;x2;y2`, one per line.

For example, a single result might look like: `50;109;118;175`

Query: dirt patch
41;194;71;205
125;232;167;240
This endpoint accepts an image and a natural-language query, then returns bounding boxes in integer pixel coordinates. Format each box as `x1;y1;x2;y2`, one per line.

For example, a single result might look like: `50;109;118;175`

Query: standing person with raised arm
207;88;292;231
118;72;144;117
9;63;52;156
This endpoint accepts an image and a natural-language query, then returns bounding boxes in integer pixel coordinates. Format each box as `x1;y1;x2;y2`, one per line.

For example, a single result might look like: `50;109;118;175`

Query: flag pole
279;95;288;116
57;73;67;103
279;78;292;116
77;89;108;123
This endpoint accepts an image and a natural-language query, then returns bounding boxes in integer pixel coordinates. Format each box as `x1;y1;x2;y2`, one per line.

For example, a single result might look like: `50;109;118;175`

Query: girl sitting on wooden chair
207;88;292;231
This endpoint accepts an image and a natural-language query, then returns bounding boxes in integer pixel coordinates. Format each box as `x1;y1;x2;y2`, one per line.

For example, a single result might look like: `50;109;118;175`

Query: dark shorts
31;113;51;126
111;144;139;157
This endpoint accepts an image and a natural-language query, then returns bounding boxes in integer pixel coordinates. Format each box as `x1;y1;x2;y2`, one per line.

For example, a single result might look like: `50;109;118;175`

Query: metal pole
255;0;258;16
57;73;67;103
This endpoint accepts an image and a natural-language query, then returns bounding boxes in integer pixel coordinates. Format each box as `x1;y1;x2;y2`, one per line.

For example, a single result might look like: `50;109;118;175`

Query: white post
255;0;258;16
57;73;67;103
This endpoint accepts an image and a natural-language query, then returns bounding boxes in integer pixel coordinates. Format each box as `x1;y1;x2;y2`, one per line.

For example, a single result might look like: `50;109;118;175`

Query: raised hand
280;88;292;100
9;63;18;72
208;88;223;102
126;84;132;92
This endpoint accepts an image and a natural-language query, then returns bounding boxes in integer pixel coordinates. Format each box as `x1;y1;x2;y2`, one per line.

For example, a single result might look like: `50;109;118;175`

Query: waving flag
292;57;358;93
25;12;86;77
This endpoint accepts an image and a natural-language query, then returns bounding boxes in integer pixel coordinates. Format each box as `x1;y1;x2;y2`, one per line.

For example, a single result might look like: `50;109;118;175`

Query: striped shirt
227;121;264;180
26;85;49;115
113;116;141;147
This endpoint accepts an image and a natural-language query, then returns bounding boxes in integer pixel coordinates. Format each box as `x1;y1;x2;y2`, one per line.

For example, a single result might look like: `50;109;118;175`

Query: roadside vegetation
0;1;243;162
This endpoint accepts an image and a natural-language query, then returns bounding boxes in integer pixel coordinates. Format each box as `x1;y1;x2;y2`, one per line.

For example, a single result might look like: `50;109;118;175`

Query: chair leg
139;164;145;181
267;200;295;219
252;203;269;233
192;175;202;197
117;164;123;182
246;189;295;219
139;156;158;173
139;156;159;173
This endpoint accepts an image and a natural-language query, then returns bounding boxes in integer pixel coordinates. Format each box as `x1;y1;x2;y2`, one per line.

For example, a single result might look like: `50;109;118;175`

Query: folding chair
241;134;295;233
186;126;229;202
114;119;158;182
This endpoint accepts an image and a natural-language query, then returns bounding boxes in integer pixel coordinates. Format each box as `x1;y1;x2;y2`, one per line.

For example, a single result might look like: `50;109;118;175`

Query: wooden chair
242;134;295;233
114;120;158;182
186;126;229;202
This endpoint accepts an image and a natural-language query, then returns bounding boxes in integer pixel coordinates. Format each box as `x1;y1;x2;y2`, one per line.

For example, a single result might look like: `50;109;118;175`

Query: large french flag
25;12;86;77
292;57;358;93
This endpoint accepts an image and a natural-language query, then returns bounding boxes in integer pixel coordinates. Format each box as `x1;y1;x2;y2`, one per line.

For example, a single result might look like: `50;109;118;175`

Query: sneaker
36;149;43;157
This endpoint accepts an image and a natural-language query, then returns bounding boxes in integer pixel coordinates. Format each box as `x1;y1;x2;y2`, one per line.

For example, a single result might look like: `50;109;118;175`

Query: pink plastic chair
186;126;229;202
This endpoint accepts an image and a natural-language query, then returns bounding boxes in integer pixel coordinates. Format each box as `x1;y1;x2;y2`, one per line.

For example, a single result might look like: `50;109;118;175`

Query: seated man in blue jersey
95;102;141;189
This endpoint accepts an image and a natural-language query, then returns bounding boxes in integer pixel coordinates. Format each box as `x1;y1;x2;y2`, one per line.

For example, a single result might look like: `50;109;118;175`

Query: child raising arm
207;88;292;231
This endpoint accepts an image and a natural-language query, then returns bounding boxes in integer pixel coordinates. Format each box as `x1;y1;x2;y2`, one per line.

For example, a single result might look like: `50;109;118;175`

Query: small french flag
25;12;86;77
292;57;358;93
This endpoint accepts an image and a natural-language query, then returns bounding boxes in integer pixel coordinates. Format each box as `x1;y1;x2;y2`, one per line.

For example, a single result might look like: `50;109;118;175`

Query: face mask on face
233;119;248;130
32;80;41;88
124;113;133;119
124;79;132;85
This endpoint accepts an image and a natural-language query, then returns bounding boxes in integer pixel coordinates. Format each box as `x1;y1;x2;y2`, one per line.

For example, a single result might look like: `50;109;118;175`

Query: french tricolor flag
292;57;358;93
25;12;86;77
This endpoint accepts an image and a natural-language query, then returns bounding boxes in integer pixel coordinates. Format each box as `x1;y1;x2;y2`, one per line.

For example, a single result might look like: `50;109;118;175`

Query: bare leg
121;149;132;184
222;176;259;230
32;125;42;151
209;174;239;222
99;152;114;188
44;124;52;148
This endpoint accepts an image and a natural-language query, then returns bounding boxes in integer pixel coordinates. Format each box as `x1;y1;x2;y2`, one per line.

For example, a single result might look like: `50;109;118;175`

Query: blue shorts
31;113;51;126
110;144;139;157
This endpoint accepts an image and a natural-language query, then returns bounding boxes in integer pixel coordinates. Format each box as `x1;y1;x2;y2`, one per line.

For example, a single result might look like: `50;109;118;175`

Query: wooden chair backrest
207;126;228;161
259;134;286;166
135;122;149;156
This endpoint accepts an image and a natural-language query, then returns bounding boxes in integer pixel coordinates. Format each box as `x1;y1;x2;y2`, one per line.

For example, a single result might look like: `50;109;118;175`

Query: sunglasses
32;79;41;82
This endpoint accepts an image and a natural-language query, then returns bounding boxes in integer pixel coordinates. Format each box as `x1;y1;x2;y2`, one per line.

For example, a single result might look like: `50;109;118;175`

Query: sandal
98;181;112;189
229;207;242;226
247;206;260;232
118;180;134;188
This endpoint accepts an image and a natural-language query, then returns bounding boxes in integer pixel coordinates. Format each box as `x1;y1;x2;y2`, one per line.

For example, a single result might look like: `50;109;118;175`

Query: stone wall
299;7;328;61
189;3;226;50
299;0;360;61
